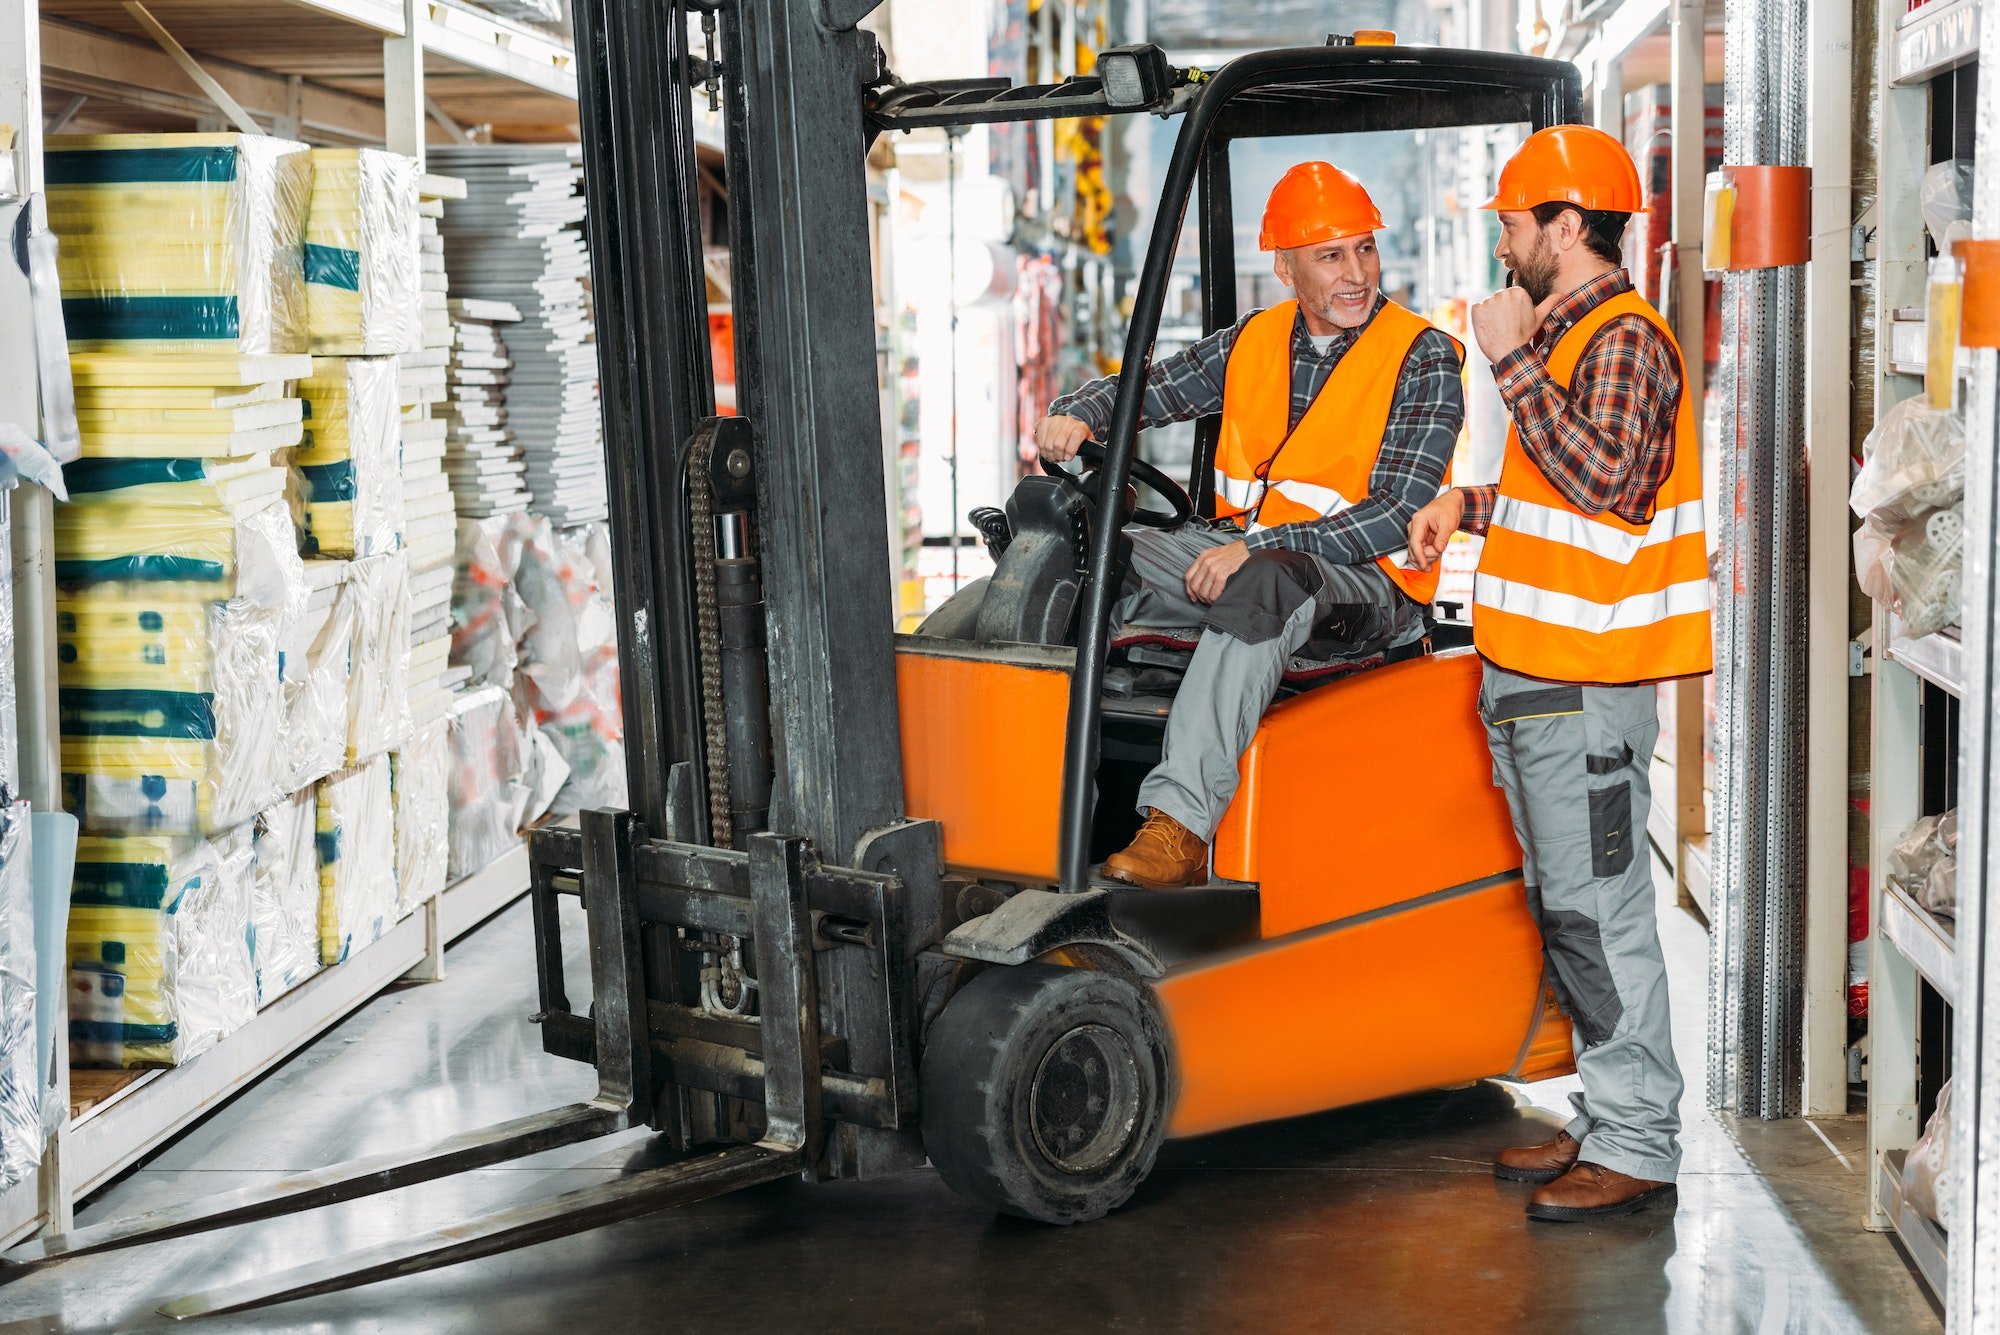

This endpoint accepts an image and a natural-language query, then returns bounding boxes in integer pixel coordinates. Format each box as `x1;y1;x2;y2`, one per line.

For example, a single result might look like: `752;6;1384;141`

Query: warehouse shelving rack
0;0;640;1248
1861;0;1985;1311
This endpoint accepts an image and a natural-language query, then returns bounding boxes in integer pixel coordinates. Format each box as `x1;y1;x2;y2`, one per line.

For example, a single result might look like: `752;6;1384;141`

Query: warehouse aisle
0;866;1938;1335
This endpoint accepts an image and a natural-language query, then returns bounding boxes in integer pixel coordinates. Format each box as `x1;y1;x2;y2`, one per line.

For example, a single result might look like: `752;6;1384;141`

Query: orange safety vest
1215;300;1463;605
1472;288;1713;684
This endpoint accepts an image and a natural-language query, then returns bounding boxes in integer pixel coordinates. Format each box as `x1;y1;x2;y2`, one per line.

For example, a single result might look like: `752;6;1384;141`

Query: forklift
3;3;1585;1317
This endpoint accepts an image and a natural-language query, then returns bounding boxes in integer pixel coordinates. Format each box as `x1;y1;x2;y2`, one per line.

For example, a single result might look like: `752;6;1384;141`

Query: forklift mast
0;8;1585;1315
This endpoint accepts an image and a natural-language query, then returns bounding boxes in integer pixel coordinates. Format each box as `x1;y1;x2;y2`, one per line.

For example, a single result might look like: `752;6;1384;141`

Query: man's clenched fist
1034;414;1094;463
1468;285;1544;364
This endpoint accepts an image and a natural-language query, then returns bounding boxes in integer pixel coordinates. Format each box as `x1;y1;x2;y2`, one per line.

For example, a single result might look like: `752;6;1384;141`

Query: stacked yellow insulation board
306;148;420;356
295;356;403;558
58;351;310;836
48;134;310;354
68;831;256;1068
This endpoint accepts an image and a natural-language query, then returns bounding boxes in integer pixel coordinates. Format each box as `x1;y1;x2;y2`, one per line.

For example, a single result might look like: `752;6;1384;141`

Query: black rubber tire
921;963;1170;1224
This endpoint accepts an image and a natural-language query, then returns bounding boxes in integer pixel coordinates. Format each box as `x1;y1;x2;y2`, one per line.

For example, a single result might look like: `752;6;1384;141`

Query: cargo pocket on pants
1543;908;1623;1045
1588;780;1633;878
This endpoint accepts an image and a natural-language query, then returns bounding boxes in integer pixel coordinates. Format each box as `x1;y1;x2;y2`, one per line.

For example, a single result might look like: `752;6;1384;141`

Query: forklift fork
2;811;833;1320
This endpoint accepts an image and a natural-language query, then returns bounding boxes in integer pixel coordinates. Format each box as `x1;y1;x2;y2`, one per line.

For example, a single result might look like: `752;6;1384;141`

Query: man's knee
1204;551;1322;644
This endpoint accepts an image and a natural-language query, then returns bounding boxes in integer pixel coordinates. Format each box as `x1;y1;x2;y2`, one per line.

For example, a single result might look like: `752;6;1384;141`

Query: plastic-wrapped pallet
344;551;413;763
278;560;352;794
0;801;40;1190
317;756;396;965
56;536;304;835
48;134;311;354
250;791;322;1006
305;148;420;356
296;356;403;559
447;685;526;880
392;719;450;915
68;830;256;1067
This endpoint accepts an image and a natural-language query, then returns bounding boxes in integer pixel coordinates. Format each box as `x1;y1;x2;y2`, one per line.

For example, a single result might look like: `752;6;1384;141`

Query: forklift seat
1104;623;1431;702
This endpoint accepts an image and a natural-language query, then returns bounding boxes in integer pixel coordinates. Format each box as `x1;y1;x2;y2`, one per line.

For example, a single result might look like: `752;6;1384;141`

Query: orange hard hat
1259;162;1384;251
1482;124;1644;213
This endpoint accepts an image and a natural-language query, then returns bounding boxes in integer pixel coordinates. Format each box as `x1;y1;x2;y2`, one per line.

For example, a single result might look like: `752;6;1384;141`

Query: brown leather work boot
1494;1131;1581;1184
1102;811;1209;890
1526;1163;1677;1221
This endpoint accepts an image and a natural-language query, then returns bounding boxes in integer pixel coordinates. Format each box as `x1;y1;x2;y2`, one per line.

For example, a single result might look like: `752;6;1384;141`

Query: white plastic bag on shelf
0;802;41;1190
446;686;526;880
1886;811;1955;900
1921;158;1976;256
1850;399;1967;636
1903;1080;1955;1229
450;515;522;690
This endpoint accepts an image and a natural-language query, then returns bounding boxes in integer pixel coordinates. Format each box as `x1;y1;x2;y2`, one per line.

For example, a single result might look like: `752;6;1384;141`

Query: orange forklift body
895;643;1577;1141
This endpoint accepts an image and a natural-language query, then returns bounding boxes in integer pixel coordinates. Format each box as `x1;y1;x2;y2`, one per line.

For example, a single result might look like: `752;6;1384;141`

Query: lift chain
687;437;734;849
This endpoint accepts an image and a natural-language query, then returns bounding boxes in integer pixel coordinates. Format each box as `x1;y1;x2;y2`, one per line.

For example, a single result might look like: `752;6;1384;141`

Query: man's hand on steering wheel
1035;414;1093;463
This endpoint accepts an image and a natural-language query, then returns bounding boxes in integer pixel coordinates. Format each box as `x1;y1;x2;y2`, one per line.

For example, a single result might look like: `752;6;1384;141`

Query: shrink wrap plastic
56;483;301;599
345;552;413;763
0;803;40;1189
1903;1081;1955;1229
392;720;450;915
250;792;322;1005
306;149;421;356
57;528;307;835
279;561;353;793
1887;810;1959;918
447;686;526;880
1850;398;1966;636
68;829;256;1067
317;758;396;965
450;515;522;689
296;357;404;558
48;134;310;354
520;523;626;814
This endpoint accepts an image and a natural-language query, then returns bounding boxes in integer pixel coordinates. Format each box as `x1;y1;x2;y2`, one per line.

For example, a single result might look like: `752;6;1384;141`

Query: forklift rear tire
921;963;1170;1225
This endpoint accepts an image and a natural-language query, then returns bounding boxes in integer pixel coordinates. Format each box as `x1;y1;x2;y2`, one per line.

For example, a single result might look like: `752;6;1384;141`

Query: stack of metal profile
441;298;531;517
430;146;605;525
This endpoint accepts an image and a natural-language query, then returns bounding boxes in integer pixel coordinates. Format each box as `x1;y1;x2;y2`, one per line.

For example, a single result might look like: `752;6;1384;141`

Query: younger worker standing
1407;125;1712;1221
1037;162;1464;890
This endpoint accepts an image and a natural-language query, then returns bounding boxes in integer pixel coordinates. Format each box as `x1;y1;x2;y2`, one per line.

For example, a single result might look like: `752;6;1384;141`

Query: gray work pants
1479;659;1683;1183
1112;524;1425;842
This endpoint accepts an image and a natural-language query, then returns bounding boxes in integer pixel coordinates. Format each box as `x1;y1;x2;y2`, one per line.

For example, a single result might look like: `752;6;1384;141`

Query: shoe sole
1494;1162;1571;1185
1525;1183;1677;1222
1099;867;1191;892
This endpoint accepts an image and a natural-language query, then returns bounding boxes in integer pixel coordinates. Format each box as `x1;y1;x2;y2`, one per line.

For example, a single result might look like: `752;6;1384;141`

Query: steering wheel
1040;440;1194;530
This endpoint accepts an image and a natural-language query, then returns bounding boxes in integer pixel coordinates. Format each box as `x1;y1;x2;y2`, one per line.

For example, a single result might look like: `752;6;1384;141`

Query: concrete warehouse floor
0;856;1941;1334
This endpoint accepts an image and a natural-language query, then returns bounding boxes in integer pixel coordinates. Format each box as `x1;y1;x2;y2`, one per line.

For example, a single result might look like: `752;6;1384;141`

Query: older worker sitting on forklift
1035;162;1465;890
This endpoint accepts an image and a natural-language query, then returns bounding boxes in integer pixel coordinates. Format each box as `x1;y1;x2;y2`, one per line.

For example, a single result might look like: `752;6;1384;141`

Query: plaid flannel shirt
1458;269;1682;535
1048;297;1464;567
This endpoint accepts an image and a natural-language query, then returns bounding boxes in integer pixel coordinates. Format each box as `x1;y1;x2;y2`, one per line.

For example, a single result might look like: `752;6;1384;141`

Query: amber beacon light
1702;165;1811;271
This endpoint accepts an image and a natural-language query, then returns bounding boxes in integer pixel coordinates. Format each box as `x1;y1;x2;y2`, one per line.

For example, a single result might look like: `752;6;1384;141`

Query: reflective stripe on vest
1472;288;1714;684
1213;299;1464;604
